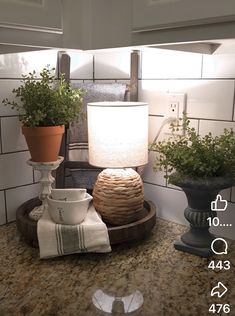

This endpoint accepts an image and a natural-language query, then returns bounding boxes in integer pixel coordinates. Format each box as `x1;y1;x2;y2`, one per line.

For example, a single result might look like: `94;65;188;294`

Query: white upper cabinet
0;0;62;33
133;0;235;31
89;0;132;50
0;0;63;51
132;0;235;47
62;0;132;51
2;0;235;53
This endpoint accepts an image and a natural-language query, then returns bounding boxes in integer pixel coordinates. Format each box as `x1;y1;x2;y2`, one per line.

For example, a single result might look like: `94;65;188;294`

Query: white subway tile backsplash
202;53;235;78
0;80;21;116
0;50;58;78
0;151;33;190
144;183;188;225
145;116;170;186
139;80;168;116
148;116;165;142
143;152;167;187
6;183;40;222
1;117;27;153
0;191;6;225
199;120;235;136
141;49;202;79
94;50;130;79
69;52;93;80
139;79;234;120
186;80;234;120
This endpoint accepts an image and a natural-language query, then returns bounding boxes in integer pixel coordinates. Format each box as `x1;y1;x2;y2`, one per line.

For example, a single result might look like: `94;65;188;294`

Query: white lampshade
87;102;148;168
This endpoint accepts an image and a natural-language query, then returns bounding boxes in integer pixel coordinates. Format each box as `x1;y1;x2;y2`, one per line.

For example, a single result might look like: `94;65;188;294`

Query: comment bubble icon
211;238;228;255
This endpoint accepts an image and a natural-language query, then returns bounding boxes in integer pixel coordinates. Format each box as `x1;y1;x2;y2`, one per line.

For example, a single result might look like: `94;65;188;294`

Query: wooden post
56;51;71;188
129;50;139;102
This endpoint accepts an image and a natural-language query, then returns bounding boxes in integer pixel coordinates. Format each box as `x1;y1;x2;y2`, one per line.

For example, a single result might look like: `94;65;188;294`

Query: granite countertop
0;218;234;316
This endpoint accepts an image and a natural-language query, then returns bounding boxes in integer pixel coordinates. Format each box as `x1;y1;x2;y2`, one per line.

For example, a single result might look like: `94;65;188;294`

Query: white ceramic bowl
47;193;93;225
51;188;86;201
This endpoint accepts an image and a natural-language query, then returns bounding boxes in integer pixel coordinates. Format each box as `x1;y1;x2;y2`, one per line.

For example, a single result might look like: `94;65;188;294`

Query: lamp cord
148;117;178;152
137;117;178;176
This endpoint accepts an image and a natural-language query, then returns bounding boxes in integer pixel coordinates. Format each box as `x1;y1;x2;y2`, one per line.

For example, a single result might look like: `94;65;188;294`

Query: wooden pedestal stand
27;156;64;221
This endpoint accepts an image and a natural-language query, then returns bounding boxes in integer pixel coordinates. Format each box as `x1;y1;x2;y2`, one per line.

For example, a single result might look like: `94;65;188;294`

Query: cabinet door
0;0;62;33
133;0;235;31
90;0;132;50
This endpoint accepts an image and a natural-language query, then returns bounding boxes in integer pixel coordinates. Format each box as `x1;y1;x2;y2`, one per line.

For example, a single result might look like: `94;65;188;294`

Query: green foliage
150;117;235;182
2;66;84;127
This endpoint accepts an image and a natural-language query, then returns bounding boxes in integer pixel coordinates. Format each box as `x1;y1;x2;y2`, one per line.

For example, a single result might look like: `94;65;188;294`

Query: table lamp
87;101;148;226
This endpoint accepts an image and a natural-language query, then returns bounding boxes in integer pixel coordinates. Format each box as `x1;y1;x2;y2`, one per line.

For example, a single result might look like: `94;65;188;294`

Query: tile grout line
144;181;181;192
3;190;8;223
139;51;143;80
92;54;95;82
32;168;35;183
200;54;204;79
0;149;29;156
1;181;39;193
232;80;235;121
0;118;2;154
0;115;19;119
149;114;235;124
138;77;235;81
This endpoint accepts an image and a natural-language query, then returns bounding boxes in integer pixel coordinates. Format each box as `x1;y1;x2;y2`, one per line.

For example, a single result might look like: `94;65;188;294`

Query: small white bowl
47;193;92;225
51;188;86;201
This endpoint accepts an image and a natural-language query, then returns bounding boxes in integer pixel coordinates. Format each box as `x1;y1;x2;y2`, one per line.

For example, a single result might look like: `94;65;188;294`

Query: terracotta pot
22;125;65;162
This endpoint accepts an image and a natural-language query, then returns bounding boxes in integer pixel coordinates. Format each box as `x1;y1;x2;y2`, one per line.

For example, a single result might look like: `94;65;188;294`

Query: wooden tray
16;198;156;248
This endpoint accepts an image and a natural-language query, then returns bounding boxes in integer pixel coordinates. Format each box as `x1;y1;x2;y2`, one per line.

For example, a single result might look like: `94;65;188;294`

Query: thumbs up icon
211;195;228;212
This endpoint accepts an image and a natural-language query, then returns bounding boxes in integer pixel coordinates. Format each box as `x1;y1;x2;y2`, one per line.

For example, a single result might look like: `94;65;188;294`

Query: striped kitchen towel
37;204;111;259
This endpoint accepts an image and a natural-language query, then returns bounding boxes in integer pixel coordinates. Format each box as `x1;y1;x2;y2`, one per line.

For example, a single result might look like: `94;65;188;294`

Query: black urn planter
170;173;233;258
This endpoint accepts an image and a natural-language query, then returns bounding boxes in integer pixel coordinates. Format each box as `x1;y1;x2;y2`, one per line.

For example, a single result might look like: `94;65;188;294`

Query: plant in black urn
150;116;235;257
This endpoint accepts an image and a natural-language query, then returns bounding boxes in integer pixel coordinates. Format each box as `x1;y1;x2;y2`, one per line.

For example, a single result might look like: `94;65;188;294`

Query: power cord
137;117;178;176
148;117;178;152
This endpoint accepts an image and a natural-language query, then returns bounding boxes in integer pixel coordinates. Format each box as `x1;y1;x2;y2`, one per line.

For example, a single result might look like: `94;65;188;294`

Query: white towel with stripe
37;204;111;259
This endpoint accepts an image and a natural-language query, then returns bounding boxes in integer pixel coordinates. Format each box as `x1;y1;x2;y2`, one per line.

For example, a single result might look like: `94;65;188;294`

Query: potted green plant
2;67;83;162
150;117;235;257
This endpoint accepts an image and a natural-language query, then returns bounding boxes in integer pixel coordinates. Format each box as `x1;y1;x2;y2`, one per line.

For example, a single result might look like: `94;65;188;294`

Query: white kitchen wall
93;47;235;240
0;49;93;224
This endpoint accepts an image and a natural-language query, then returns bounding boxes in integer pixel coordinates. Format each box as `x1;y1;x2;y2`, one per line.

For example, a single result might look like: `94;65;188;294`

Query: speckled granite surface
0;219;234;316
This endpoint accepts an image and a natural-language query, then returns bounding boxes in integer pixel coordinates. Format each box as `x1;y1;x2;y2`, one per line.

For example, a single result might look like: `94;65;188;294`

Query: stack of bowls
47;189;92;225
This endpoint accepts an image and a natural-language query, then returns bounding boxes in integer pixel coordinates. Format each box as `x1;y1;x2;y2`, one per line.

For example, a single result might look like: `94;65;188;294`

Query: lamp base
93;168;145;226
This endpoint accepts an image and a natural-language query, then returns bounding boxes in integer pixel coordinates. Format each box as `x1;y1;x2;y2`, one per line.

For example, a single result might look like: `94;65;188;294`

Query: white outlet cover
164;93;187;135
165;93;186;119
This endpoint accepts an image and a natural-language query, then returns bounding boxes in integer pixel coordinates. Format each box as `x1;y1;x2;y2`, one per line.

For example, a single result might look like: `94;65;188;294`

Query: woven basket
93;168;145;225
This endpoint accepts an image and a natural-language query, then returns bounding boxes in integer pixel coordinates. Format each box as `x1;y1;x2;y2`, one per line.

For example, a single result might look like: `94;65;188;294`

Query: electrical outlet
164;93;187;135
168;102;179;118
